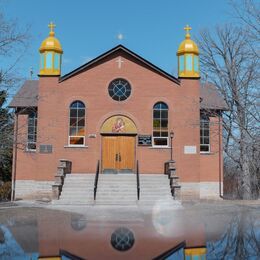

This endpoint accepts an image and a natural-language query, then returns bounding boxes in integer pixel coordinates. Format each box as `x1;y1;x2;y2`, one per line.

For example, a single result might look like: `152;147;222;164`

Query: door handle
115;153;118;161
119;153;121;162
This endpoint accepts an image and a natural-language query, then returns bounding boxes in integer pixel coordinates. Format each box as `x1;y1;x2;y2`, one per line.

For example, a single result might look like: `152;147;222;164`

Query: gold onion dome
39;22;63;54
177;25;200;78
177;25;199;55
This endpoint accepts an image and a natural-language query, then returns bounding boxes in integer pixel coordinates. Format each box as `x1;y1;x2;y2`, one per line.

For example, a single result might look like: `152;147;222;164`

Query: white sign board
184;146;197;154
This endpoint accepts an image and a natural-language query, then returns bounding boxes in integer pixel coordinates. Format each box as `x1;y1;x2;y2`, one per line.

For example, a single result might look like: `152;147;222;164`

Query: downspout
11;109;18;201
218;112;223;199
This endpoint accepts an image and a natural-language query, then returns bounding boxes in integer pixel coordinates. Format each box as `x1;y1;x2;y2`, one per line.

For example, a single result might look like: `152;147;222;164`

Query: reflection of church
10;23;227;200
1;207;208;259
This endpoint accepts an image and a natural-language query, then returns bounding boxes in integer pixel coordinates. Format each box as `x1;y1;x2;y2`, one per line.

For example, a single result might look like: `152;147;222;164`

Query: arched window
200;114;210;152
153;102;168;146
69;101;85;145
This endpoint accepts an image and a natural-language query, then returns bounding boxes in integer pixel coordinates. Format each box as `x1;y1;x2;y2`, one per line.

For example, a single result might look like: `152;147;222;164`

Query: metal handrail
136;160;140;200
94;160;100;200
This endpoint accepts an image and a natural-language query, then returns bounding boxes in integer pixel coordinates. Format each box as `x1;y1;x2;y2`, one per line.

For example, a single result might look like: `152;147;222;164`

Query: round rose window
108;78;131;101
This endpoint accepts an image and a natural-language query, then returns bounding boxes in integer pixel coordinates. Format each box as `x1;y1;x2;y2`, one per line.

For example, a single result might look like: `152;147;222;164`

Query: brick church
9;23;228;201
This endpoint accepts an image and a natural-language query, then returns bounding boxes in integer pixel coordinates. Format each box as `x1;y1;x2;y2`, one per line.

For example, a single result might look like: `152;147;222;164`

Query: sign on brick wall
138;135;152;146
184;146;197;154
39;144;53;153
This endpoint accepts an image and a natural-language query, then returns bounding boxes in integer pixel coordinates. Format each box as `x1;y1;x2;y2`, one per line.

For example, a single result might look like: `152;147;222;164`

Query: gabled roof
60;44;180;84
9;80;38;108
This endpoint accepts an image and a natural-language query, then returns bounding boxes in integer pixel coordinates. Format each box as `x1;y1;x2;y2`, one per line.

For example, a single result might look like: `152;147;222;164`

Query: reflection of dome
39;22;63;54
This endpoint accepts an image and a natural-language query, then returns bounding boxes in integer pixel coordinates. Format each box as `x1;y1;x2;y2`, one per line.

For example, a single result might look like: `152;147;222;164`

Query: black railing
94;160;100;200
136;160;140;200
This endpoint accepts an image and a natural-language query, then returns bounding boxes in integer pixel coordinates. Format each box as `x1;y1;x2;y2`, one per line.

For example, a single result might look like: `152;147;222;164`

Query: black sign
138;135;152;146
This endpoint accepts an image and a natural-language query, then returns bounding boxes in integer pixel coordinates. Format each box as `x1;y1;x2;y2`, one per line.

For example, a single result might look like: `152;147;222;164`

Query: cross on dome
184;24;192;38
48;22;56;36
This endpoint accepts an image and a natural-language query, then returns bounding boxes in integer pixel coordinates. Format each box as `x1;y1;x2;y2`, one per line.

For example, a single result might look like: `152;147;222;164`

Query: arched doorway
100;115;137;174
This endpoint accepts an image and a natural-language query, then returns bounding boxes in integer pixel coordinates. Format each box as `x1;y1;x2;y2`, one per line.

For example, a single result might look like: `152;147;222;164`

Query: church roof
9;80;38;108
200;83;228;111
9;80;228;111
60;44;180;84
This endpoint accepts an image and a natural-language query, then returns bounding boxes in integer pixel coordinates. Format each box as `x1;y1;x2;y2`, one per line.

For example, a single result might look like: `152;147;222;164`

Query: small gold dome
39;22;63;54
177;25;199;55
177;25;200;78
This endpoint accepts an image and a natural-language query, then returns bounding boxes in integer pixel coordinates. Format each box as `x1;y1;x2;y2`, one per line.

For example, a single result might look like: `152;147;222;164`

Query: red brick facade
12;46;224;199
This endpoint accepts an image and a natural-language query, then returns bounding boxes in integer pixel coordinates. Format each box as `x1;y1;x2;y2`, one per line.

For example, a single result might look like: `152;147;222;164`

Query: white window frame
152;137;169;148
68;101;86;147
68;136;86;147
27;111;37;151
152;102;169;147
200;115;210;153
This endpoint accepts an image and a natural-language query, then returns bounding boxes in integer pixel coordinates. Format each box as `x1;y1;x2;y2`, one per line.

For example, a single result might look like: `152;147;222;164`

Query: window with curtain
69;101;85;145
153;102;169;146
200;114;210;152
27;111;37;150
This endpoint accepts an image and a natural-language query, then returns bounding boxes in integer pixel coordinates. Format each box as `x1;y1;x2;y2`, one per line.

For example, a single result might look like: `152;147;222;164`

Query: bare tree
0;5;30;182
0;11;30;91
207;210;260;259
197;21;259;199
231;0;260;48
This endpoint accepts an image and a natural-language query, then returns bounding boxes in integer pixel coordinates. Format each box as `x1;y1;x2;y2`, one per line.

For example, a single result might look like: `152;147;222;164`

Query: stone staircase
139;174;174;205
95;174;137;205
53;173;176;206
54;174;95;204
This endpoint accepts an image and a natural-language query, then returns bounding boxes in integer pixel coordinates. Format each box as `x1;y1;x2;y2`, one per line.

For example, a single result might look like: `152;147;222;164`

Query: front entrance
102;135;135;173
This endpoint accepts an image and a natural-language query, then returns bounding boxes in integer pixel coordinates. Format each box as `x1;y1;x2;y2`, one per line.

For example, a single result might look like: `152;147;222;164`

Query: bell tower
39;22;63;76
177;25;200;78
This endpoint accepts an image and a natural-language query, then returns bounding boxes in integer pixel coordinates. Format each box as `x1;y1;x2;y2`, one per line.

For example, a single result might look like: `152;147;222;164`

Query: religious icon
112;117;125;133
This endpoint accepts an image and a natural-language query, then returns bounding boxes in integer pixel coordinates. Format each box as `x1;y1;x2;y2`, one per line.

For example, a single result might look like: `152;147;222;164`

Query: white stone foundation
200;182;222;199
14;180;53;200
180;182;222;200
14;180;222;201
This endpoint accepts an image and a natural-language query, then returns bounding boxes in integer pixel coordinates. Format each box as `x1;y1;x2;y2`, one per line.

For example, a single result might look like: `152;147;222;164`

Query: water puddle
0;202;259;259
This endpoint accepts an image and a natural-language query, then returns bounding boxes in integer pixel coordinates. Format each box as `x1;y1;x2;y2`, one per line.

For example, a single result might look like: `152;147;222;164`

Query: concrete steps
53;173;176;206
53;174;95;205
95;174;136;205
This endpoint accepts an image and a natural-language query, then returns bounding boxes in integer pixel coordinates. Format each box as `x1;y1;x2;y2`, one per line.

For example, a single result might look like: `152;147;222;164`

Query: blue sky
2;0;232;80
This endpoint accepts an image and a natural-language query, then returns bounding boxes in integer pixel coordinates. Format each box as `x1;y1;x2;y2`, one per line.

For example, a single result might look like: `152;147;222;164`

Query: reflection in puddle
207;211;260;259
71;215;87;231
111;227;135;251
0;224;38;259
0;204;259;259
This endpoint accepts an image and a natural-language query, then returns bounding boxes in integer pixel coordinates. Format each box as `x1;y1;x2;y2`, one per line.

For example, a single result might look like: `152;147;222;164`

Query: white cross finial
116;56;124;69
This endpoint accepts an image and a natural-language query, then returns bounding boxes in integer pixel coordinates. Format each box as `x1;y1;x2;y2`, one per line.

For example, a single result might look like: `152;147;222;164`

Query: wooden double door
102;135;135;173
